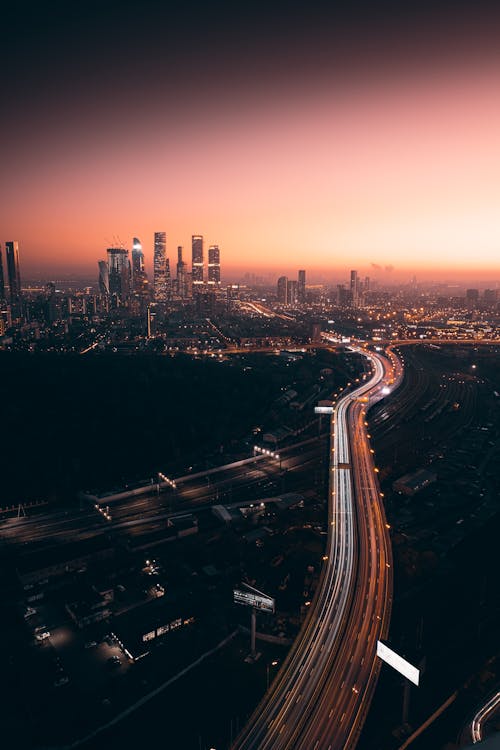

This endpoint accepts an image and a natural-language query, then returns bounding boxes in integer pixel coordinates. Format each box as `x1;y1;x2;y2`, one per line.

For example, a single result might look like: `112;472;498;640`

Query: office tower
176;246;187;298
131;237;144;283
287;280;298;305
98;260;110;295
298;269;306;303
6;241;22;317
277;276;288;303
192;235;204;287
0;245;5;300
208;245;221;285
165;257;171;300
350;269;359;307
154;232;168;302
107;247;130;299
131;237;149;300
364;276;370;292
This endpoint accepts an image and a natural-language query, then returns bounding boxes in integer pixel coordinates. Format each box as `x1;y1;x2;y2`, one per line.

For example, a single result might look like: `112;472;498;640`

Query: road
0;436;328;549
231;346;401;750
470;691;500;744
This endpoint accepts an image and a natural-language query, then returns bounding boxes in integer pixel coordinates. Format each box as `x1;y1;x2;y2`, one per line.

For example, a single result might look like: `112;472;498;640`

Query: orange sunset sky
2;1;500;283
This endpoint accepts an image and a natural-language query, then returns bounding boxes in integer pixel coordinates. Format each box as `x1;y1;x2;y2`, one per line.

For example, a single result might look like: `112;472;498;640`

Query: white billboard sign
234;589;275;613
315;406;334;414
377;641;420;686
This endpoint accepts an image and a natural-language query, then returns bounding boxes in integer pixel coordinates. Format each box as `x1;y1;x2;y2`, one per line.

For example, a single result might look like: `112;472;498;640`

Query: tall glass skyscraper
350;269;359;307
154;232;168;302
176;246;187;298
131;237;148;297
132;237;144;276
107;247;130;299
98;260;110;295
298;269;306;303
192;235;204;287
6;241;22;317
207;245;220;285
277;275;288;304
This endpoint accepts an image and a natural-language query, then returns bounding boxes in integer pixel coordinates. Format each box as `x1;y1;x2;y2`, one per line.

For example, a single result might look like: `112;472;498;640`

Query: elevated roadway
232;346;401;750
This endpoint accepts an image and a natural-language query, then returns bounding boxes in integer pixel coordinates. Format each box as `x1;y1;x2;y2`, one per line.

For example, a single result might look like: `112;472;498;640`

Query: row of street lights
253;445;282;469
95;503;112;521
158;472;177;489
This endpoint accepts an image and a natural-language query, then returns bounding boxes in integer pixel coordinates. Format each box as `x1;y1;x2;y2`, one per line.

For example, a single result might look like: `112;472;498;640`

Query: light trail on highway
471;691;500;743
231;345;402;750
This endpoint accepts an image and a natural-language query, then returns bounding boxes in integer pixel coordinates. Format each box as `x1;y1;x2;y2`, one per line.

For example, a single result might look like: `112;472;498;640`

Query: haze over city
2;0;500;281
3;3;500;750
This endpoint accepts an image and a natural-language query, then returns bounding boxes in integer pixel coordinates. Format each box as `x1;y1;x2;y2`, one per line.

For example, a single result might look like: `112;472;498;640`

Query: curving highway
232;345;401;750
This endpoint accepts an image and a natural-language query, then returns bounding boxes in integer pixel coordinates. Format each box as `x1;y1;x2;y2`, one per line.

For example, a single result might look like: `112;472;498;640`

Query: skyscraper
6;241;22;318
0;245;5;301
131;237;148;298
298;269;306;303
154;232;168;302
176;246;187;298
287;280;298;305
208;245;221;285
98;260;110;295
107;247;130;299
165;257;171;300
192;235;204;287
132;237;144;278
277;276;288;303
350;269;359;307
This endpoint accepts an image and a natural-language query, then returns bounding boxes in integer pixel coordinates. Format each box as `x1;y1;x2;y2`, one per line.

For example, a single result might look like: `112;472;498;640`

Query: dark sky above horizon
3;0;500;281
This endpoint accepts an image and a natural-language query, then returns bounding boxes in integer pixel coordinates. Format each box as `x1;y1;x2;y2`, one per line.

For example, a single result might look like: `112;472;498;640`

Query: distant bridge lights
253;446;281;467
158;472;177;489
96;504;112;521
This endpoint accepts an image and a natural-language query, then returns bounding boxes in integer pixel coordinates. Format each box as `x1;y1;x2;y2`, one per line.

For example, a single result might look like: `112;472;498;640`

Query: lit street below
232;345;401;750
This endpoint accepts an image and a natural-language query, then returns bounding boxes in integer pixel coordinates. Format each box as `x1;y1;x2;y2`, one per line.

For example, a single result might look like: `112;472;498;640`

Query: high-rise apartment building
192;235;204;287
208;245;221;285
154;232;168;302
107;247;130;299
6;241;22;317
277;276;288;303
287;280;298;305
298;269;306;303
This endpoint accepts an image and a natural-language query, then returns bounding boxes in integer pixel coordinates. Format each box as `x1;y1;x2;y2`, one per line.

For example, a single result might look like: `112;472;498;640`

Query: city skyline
2;2;500;282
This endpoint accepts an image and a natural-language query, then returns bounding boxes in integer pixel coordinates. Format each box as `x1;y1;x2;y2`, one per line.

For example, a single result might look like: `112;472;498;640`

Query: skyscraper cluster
276;270;306;305
97;233;221;306
336;270;370;307
153;234;221;301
